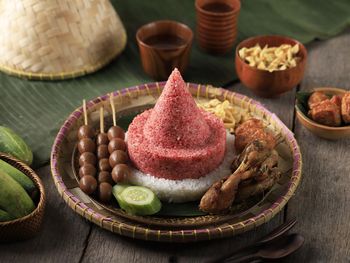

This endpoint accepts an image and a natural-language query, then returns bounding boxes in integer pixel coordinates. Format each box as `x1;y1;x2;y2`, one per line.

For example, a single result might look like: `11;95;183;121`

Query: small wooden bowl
296;87;350;140
136;20;193;81
0;153;46;242
235;35;307;98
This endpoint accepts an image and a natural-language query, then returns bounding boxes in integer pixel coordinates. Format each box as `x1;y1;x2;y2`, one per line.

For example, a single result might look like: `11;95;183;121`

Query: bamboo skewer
110;93;117;126
100;107;104;134
83;99;88;126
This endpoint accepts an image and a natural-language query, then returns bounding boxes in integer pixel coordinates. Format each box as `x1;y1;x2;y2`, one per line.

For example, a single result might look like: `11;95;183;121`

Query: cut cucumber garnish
112;184;129;197
112;185;161;216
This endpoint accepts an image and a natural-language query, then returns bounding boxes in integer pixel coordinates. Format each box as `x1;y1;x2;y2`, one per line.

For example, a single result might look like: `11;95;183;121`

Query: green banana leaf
0;0;350;167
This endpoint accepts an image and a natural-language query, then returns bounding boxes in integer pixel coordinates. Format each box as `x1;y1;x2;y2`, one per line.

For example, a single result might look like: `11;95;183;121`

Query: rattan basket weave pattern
0;153;46;242
0;0;127;80
51;83;302;242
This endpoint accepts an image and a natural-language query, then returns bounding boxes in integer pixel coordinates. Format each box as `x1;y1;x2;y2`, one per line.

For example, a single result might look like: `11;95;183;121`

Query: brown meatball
309;99;341;127
308;91;328;109
341;92;350;124
234;118;276;153
78;125;95;140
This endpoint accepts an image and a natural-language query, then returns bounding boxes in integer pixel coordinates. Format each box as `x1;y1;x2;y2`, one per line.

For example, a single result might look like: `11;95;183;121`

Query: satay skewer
78;99;97;195
96;106;114;202
100;106;104;134
97;106;111;175
105;93;130;183
110;93;117;127
83;99;88;126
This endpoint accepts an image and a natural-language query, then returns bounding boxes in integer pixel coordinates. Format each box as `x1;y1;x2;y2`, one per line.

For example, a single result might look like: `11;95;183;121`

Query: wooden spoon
209;218;297;263
224;233;304;263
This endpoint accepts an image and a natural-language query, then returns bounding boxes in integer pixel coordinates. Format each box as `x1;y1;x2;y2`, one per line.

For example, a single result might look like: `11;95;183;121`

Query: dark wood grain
284;30;350;263
0;166;91;263
81;211;283;263
2;30;350;263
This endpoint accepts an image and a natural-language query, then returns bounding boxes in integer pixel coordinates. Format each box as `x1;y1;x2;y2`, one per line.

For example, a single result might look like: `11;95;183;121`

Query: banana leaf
295;91;312;117
0;0;350;167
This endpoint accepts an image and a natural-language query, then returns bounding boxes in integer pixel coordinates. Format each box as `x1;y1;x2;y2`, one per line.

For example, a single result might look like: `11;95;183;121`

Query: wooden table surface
1;30;350;263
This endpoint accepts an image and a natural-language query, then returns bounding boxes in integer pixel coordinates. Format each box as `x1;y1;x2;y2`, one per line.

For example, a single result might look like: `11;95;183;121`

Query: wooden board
1;27;350;263
284;29;350;263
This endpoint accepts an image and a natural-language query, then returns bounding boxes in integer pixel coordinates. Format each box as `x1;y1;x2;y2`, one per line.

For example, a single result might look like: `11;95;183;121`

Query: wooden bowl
296;87;350;140
235;35;307;98
0;153;46;242
136;20;193;81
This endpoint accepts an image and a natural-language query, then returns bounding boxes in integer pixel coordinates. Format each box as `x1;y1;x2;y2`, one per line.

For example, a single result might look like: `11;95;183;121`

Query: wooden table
1;30;350;263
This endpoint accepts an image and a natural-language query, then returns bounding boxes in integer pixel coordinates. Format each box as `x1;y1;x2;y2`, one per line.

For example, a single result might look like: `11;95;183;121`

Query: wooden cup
136;20;193;81
195;0;241;54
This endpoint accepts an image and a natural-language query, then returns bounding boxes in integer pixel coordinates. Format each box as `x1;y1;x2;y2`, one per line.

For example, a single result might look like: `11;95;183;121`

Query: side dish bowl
235;35;307;98
295;87;350;140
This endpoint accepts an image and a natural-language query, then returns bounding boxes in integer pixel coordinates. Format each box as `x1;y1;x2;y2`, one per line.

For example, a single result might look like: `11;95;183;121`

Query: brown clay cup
235;35;307;98
195;0;241;54
136;20;193;81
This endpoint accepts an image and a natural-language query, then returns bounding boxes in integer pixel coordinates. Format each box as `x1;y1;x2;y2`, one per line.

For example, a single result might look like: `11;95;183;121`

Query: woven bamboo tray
0;153;46;242
0;0;126;80
50;83;302;242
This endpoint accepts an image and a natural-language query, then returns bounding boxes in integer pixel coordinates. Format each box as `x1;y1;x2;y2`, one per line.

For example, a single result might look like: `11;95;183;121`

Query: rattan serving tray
51;82;302;242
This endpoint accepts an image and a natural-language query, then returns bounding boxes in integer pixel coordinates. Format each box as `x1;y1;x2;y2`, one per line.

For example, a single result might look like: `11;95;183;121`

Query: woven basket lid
0;0;127;80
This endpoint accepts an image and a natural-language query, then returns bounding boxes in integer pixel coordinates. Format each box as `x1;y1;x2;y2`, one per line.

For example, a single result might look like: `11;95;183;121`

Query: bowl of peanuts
235;35;307;98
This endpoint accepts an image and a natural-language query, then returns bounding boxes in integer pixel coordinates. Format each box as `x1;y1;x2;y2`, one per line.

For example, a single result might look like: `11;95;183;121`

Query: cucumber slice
112;184;129;197
114;185;162;216
112;184;134;213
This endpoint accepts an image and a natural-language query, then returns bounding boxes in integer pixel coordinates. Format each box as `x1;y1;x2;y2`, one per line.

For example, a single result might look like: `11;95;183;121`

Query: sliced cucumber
112;184;133;213
113;185;162;216
112;184;130;197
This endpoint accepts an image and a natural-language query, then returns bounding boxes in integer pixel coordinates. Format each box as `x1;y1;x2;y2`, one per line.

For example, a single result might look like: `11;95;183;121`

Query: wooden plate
51;82;302;242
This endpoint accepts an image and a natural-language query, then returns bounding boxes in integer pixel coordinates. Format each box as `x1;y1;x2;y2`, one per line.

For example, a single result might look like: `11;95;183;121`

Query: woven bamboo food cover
0;153;46;242
0;0;126;80
51;83;302;242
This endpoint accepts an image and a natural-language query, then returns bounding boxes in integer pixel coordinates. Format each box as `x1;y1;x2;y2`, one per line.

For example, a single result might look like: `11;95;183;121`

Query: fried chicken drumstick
234;118;276;153
199;140;281;214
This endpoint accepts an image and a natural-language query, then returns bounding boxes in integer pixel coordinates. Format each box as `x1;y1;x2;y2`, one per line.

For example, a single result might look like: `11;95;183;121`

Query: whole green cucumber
0;126;33;165
0;171;35;219
0;159;38;199
0;208;13;222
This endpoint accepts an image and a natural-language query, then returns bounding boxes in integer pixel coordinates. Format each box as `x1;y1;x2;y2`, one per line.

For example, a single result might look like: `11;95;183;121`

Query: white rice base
126;132;236;203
